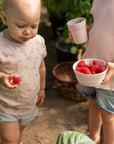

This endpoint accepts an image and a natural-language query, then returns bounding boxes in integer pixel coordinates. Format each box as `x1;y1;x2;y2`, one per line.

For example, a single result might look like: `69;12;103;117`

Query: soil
23;6;91;144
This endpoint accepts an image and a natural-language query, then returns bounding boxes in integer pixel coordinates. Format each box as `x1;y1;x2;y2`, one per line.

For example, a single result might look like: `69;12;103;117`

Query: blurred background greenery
0;0;6;31
42;0;93;61
43;0;93;40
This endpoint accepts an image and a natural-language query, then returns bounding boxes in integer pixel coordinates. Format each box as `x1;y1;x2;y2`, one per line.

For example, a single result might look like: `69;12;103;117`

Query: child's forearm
39;60;46;90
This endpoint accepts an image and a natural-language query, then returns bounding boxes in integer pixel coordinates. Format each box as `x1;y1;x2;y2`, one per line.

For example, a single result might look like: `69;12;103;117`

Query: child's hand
0;74;21;89
102;62;114;84
36;89;45;106
68;26;89;43
68;29;74;43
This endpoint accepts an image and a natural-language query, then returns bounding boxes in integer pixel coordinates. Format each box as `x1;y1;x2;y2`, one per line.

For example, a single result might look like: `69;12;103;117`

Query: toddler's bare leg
0;121;20;144
88;99;102;143
101;111;114;144
19;125;28;144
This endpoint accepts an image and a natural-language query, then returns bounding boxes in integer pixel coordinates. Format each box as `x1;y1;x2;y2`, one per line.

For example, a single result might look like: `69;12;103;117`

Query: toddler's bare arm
36;60;46;106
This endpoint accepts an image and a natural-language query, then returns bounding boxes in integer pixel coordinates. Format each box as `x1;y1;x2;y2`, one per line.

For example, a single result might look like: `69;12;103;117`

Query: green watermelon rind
56;131;95;144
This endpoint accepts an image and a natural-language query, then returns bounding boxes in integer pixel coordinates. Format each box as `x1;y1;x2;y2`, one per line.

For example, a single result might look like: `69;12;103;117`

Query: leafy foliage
43;0;93;55
65;0;93;25
0;0;6;31
56;0;93;55
43;0;69;17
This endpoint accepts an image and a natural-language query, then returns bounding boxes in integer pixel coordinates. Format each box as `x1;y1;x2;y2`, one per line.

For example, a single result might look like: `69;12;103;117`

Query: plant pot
56;41;78;63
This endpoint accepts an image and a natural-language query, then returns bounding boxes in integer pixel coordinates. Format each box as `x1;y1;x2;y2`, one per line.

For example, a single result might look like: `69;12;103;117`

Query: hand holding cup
67;17;88;44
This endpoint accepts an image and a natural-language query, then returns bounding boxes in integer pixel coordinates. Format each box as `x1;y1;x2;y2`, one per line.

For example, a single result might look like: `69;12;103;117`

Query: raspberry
89;64;99;73
76;67;91;74
78;60;85;67
93;60;99;65
97;67;106;73
91;71;96;74
13;77;21;84
84;64;88;68
82;67;92;74
75;67;83;73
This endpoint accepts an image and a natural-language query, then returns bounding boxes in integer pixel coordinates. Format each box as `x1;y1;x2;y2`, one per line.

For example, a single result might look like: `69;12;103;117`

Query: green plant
56;0;93;55
42;0;69;17
65;0;93;25
43;0;93;55
58;0;93;38
60;37;86;55
0;0;6;31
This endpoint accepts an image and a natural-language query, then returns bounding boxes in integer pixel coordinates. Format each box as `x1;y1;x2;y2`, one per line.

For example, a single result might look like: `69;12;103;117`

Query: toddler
0;0;47;144
69;0;114;144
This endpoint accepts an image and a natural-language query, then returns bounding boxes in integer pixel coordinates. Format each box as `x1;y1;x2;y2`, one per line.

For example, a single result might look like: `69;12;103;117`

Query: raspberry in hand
12;77;21;84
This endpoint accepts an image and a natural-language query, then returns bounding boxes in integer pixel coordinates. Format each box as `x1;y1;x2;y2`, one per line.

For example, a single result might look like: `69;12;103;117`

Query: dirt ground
23;6;90;144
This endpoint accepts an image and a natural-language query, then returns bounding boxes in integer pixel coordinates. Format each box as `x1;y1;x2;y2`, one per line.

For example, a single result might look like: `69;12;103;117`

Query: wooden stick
77;49;83;60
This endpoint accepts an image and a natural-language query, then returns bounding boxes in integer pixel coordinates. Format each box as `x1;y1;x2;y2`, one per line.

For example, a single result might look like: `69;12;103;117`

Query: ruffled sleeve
38;35;47;59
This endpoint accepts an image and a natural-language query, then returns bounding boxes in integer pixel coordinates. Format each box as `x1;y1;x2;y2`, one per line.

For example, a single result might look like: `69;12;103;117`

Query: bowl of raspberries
73;58;108;86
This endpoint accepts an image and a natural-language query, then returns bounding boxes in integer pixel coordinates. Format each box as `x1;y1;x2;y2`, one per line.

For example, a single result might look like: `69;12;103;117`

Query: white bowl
72;58;108;86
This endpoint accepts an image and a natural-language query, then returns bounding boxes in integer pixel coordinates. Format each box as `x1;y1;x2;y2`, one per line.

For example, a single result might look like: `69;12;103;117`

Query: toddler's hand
0;74;21;89
36;89;45;106
102;62;114;84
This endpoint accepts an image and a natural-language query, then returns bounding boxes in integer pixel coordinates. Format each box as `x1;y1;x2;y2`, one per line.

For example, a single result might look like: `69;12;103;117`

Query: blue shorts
0;106;38;126
77;84;114;114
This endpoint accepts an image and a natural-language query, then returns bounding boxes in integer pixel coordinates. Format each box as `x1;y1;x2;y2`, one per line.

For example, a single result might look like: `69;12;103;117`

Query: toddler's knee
1;133;20;144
